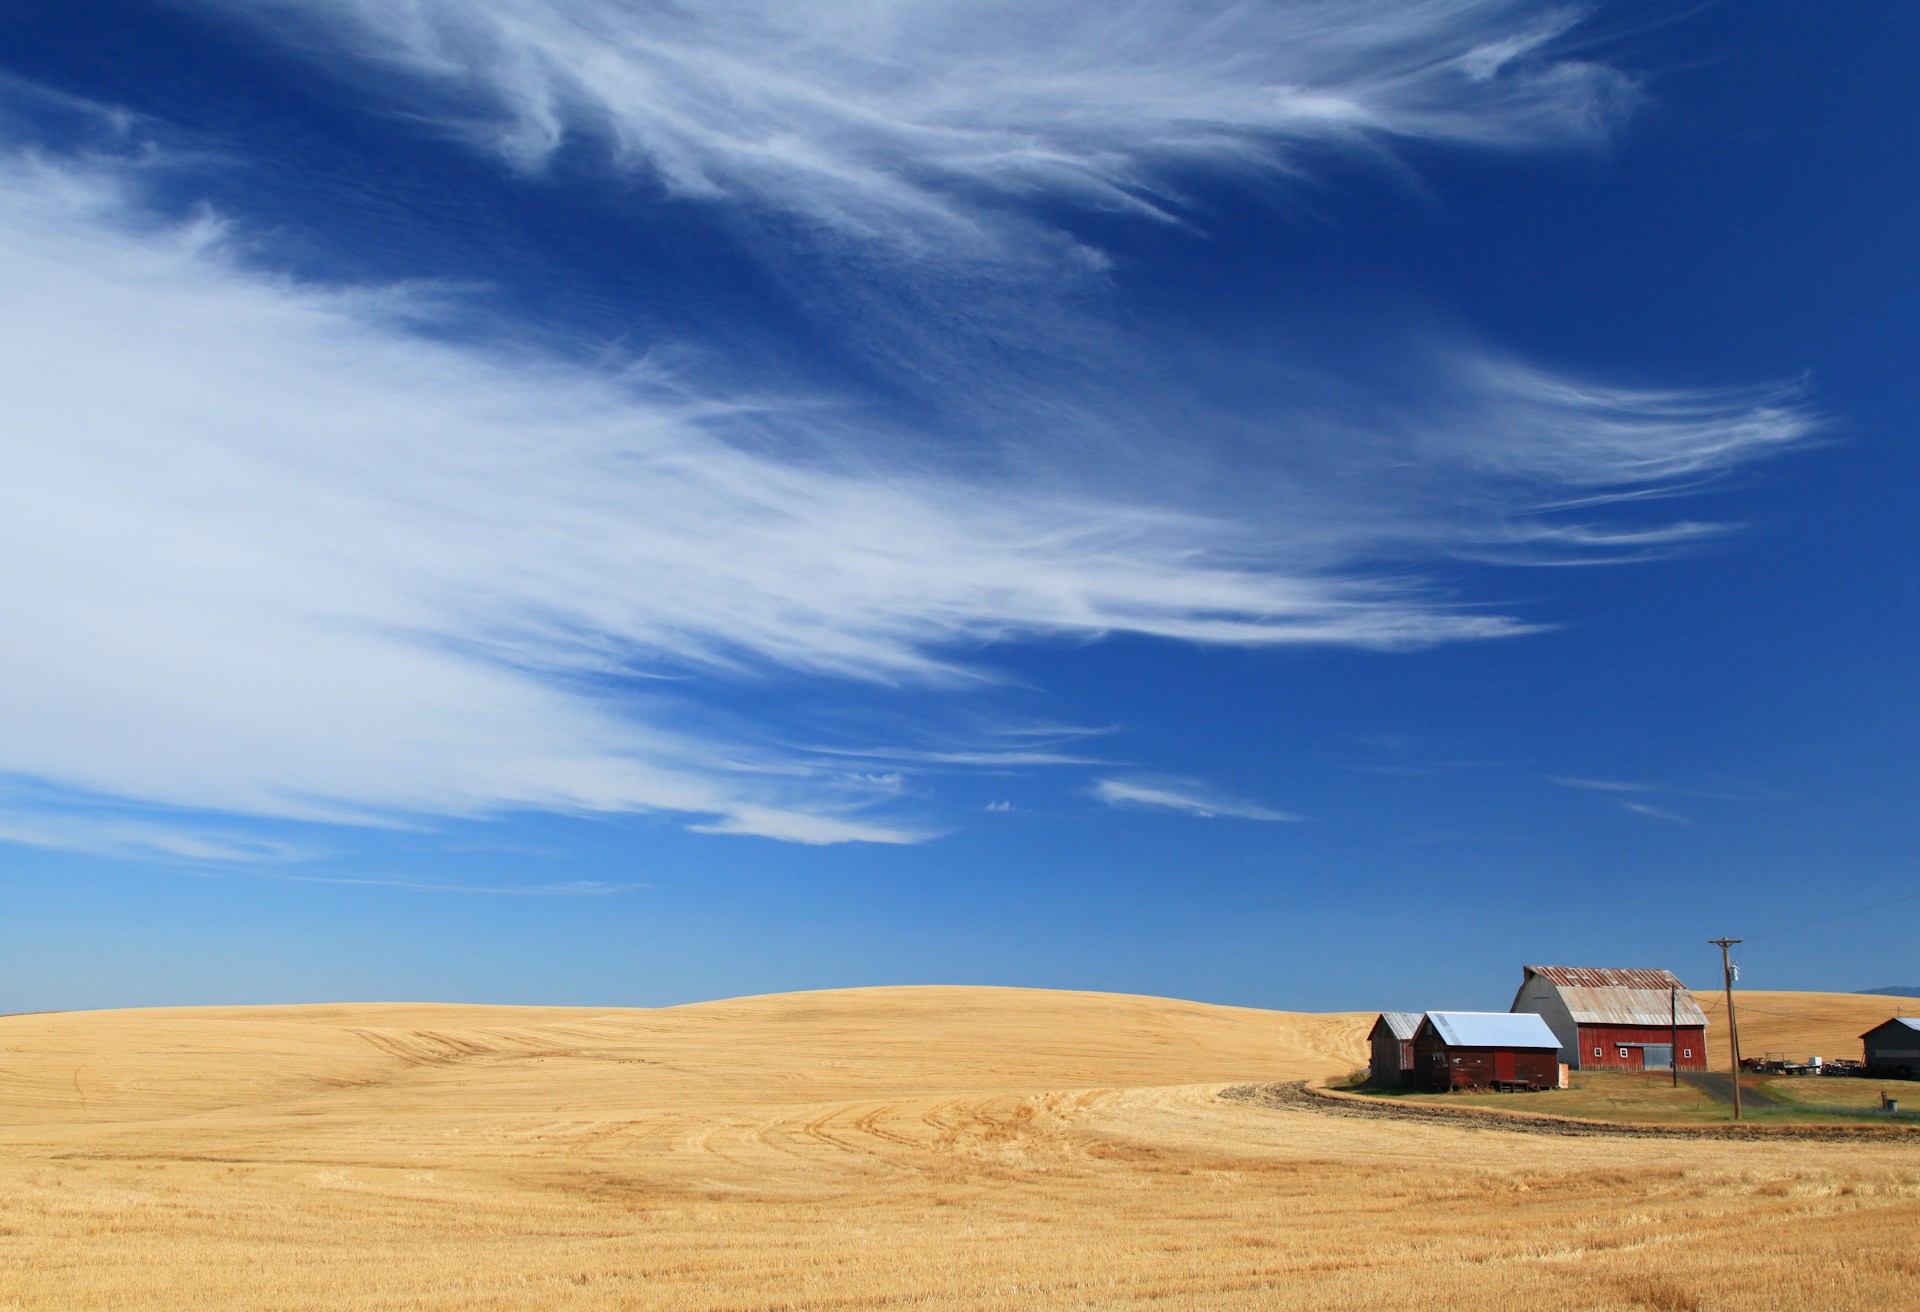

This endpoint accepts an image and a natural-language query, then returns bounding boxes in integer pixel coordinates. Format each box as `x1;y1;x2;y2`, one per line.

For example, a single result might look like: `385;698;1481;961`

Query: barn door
1494;1050;1515;1081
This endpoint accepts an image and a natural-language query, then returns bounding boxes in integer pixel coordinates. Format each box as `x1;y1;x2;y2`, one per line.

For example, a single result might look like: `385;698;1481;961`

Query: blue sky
3;1;1915;1013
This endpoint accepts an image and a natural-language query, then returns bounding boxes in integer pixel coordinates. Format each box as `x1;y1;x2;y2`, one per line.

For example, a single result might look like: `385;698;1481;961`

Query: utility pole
1670;984;1679;1090
1710;938;1744;1120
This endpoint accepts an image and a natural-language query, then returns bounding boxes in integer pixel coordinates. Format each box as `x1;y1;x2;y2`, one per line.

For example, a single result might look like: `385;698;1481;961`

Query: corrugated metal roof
1526;965;1689;990
1523;965;1709;1028
1424;1011;1560;1049
1864;1017;1920;1035
1374;1011;1422;1040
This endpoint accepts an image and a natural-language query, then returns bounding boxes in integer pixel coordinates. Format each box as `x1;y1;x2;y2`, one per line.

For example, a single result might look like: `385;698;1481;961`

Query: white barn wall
1510;974;1581;1068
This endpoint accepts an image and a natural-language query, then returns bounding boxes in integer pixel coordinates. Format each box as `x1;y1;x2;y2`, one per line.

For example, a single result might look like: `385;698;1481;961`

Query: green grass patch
1343;1072;1917;1126
1758;1075;1916;1114
1346;1072;1725;1124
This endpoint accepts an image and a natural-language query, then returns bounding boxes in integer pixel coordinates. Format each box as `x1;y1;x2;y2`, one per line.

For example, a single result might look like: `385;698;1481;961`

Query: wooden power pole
1670;984;1680;1090
1709;938;1744;1120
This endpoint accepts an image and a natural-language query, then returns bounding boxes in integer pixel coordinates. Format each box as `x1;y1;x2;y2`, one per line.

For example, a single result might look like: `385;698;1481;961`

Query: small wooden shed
1368;1012;1421;1087
1413;1011;1561;1092
1861;1018;1920;1078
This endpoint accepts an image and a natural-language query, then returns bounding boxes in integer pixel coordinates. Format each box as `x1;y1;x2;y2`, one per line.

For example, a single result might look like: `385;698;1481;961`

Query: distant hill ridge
1858;986;1920;999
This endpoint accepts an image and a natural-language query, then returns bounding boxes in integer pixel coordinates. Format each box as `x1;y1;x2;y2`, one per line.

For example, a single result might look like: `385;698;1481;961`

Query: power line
1741;889;1920;941
1694;999;1854;1024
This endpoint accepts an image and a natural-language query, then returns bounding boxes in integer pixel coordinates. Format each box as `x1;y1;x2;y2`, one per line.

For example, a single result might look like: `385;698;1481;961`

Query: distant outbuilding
1861;1018;1920;1078
1510;964;1707;1072
1412;1011;1561;1092
1368;1012;1421;1087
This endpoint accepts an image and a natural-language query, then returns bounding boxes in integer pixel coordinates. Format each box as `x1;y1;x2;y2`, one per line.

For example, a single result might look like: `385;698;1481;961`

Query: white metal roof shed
1862;1018;1920;1036
1424;1011;1560;1049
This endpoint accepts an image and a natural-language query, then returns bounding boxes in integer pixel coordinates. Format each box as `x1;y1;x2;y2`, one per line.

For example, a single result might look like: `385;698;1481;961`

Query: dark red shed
1412;1011;1562;1092
1368;1012;1421;1087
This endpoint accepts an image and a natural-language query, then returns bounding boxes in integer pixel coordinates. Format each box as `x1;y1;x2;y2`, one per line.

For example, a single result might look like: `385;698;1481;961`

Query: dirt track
1224;1080;1920;1142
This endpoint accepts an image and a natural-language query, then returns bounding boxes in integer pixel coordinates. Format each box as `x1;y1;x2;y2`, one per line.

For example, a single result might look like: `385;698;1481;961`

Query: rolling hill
2;986;1914;1310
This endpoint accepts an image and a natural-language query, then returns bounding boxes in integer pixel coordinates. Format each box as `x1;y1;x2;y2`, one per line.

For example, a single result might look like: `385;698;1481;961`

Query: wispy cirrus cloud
192;0;1638;261
1547;776;1777;802
1548;774;1785;825
228;872;646;895
1619;800;1689;825
0;148;1498;851
183;1;1807;527
0;810;315;864
1090;776;1297;821
801;744;1113;770
1549;776;1664;794
0;136;1814;852
1441;357;1811;488
0;0;1819;858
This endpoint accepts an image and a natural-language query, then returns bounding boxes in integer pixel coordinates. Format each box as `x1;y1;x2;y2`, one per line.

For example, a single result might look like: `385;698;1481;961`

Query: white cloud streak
1549;775;1785;823
0;0;1817;854
0;150;1540;848
0;810;314;864
175;0;1806;538
1090;776;1296;821
1550;776;1662;794
1442;356;1811;488
1548;776;1773;803
224;872;646;895
1619;800;1689;824
193;0;1637;261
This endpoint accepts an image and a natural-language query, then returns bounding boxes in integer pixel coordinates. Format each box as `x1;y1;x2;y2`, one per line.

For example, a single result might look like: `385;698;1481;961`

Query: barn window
1618;1048;1629;1059
1682;1049;1692;1059
1592;1047;1602;1058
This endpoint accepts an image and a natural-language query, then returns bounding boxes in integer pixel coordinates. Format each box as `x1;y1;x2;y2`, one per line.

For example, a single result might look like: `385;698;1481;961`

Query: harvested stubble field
2;987;1916;1311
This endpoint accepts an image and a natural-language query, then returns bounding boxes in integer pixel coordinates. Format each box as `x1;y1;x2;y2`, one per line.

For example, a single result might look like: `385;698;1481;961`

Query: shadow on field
1681;1071;1787;1111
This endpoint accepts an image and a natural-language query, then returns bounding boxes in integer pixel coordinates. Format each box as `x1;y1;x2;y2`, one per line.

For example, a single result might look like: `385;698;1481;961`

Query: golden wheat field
2;986;1916;1311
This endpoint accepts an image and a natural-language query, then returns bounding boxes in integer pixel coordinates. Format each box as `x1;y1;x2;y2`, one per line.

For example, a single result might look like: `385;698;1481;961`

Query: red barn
1510;965;1708;1072
1412;1012;1562;1092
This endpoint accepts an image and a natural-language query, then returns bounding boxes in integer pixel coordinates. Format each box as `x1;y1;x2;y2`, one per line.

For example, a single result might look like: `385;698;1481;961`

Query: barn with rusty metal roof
1509;965;1708;1072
